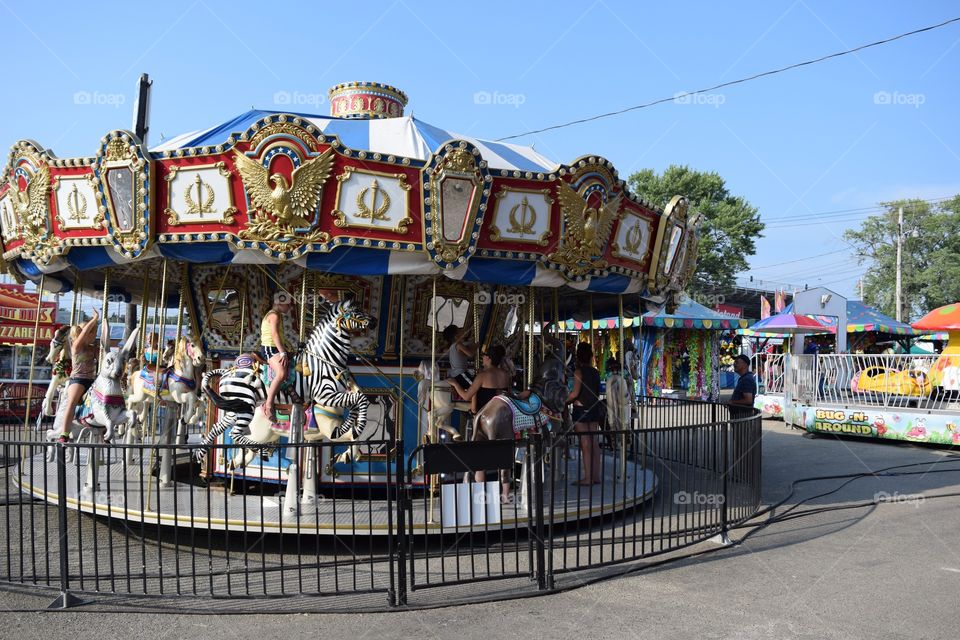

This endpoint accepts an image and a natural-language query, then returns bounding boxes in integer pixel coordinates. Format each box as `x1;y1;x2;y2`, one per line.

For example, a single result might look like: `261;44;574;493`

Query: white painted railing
788;353;960;413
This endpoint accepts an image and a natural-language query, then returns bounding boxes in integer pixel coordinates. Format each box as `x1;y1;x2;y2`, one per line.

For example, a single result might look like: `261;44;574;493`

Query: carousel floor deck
12;447;657;536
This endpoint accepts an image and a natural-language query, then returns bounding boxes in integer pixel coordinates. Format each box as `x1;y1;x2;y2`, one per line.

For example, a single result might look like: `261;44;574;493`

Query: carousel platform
12;447;657;536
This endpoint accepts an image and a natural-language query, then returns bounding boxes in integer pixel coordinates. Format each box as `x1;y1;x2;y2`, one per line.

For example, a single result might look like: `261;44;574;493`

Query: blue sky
2;0;958;302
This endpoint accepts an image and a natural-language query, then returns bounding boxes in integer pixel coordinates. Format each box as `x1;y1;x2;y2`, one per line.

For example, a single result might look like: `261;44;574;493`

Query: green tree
844;196;960;320
627;165;763;293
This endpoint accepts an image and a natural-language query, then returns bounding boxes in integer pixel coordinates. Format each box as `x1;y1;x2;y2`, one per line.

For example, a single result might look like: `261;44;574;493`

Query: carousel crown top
0;81;701;299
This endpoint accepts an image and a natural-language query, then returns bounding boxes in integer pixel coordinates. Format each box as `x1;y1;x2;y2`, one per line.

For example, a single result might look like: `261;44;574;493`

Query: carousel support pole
397;274;405;450
527;286;535;387
618;294;627;479
170;263;188;447
21;274;45;462
146;260;169;506
70;274;80;326
427;277;438;522
100;271;110;361
237;284;247;354
297;270;317;509
283;402;303;519
473;283;481;373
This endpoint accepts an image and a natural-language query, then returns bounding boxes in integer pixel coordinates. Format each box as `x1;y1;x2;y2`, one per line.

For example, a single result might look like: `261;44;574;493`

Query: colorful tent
744;312;830;336
563;296;749;331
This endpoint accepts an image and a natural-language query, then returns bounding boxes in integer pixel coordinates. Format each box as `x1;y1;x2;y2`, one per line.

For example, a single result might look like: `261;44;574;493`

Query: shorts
572;403;602;424
261;346;282;359
68;377;95;394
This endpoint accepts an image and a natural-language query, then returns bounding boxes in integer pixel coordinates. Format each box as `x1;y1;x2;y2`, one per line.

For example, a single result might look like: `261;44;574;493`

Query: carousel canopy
0;81;701;303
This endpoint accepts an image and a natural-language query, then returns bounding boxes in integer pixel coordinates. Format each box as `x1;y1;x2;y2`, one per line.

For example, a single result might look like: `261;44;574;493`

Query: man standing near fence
730;354;757;410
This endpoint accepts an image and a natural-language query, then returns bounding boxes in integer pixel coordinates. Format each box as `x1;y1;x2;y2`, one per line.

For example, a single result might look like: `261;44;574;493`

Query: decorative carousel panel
424;142;491;269
165;162;237;226
94;131;152;259
648;195;696;295
4;141;57;263
0;189;15;244
610;211;653;265
402;275;478;357
192;265;267;352
549;157;623;279
488;186;554;246
304;273;382;356
232;122;335;260
332;166;413;235
53;174;102;231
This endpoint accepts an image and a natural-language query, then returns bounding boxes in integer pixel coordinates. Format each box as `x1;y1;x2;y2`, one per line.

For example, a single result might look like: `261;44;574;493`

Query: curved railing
0;397;762;610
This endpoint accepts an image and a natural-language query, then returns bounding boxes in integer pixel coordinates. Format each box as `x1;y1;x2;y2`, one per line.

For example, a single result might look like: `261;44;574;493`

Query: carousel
1;81;703;536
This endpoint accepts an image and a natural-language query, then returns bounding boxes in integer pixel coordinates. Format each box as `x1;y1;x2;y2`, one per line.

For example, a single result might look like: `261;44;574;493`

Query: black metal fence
0;399;762;610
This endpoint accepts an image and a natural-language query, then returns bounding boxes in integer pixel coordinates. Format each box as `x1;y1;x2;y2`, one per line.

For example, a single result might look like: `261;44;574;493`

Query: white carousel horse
198;299;375;472
125;336;205;443
605;369;633;431
40;325;72;420
45;329;140;473
415;361;463;442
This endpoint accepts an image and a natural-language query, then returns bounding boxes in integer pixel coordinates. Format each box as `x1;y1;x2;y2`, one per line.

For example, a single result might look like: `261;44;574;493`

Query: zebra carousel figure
199;298;375;516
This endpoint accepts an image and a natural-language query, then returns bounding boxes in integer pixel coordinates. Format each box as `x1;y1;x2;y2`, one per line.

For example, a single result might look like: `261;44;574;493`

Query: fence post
49;443;80;609
533;434;547;590
719;417;731;545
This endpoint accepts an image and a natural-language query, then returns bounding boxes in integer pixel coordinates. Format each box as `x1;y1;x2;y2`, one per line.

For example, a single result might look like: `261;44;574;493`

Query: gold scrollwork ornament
548;180;622;276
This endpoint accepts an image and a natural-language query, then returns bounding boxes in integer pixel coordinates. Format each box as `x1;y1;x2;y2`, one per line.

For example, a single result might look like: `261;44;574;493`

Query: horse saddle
140;366;196;397
266;405;347;439
258;358;298;392
508;394;542;416
495;393;548;435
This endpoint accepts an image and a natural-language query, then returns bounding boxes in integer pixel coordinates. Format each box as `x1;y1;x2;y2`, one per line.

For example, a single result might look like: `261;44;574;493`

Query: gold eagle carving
234;148;334;230
8;165;51;234
550;181;621;274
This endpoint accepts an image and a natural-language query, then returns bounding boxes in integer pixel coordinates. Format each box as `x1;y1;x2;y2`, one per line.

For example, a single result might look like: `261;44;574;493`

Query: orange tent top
912;303;960;331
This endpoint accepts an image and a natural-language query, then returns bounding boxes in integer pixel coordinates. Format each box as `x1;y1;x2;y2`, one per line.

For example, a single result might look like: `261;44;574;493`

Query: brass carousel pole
237;284;247;355
527;286;535;387
397;275;405;449
618;293;627;478
298;270;308;343
100;271;110;361
428;276;438;519
145;260;169;506
473;283;481;373
138;272;150;357
70;275;80;326
21;274;45;455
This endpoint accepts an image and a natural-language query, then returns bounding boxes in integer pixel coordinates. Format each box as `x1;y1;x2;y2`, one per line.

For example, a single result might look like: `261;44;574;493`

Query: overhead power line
761;196;954;223
497;17;960;141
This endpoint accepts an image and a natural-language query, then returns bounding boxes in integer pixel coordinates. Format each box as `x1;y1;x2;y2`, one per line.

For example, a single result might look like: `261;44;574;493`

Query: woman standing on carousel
49;309;101;443
261;291;295;423
567;342;603;485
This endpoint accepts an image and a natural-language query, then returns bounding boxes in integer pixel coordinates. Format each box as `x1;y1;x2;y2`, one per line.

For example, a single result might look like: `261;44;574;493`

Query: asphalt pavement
1;420;958;640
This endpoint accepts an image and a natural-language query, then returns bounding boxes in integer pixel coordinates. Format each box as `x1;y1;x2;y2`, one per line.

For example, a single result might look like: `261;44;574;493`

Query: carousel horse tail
201;368;252;413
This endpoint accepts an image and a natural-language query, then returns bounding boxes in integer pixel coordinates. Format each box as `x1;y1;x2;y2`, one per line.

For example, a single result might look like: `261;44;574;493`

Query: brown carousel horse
471;353;570;500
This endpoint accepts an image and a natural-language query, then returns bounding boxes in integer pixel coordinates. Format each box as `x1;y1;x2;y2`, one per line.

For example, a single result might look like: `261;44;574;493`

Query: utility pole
895;206;903;322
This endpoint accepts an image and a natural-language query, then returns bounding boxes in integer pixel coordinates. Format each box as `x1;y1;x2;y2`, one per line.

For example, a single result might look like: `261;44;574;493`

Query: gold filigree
429;147;482;264
248;122;318;152
184;174;215;214
547;179;622;276
356;179;390;220
53;174;103;231
648;195;693;293
235;147;334;230
488;186;554;246
332;166;413;234
165;162;236;226
442;148;475;173
105;138;129;161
